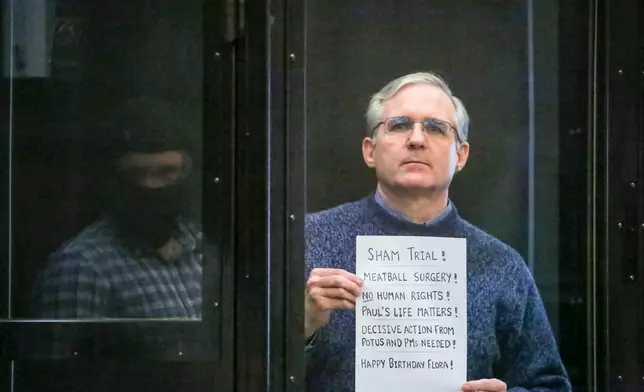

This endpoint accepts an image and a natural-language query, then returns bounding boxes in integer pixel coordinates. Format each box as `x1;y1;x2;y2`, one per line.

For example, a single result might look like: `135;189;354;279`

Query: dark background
305;0;530;254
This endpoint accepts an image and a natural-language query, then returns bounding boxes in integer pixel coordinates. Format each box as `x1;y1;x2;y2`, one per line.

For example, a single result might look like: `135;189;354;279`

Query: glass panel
304;0;589;391
1;0;230;389
6;1;206;321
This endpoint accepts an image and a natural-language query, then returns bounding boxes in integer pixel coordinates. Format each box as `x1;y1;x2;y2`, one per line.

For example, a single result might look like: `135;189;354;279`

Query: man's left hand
460;378;507;392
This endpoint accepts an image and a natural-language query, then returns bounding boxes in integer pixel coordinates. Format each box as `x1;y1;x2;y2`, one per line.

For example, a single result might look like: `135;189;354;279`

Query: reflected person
304;72;571;391
32;99;203;319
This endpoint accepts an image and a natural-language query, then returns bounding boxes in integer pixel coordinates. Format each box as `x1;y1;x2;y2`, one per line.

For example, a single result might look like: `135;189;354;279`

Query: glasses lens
423;119;449;135
386;117;413;133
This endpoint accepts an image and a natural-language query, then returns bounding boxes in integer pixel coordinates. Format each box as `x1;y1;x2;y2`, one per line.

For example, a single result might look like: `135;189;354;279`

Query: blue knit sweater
305;194;571;392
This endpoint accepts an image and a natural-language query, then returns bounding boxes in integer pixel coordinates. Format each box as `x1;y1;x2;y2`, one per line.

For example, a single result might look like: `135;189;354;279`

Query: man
31;98;203;319
304;72;571;392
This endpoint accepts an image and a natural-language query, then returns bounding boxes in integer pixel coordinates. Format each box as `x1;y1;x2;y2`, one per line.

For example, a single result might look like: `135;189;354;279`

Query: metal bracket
623;180;639;282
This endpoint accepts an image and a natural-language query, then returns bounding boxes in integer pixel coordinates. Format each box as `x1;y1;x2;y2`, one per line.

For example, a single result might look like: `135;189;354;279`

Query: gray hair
365;72;470;142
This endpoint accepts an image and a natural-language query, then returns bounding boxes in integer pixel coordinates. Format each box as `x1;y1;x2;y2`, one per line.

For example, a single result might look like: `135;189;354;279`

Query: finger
310;268;363;285
308;275;361;295
313;297;356;311
460;387;483;392
460;387;488;392
308;275;362;297
461;379;506;391
309;287;358;305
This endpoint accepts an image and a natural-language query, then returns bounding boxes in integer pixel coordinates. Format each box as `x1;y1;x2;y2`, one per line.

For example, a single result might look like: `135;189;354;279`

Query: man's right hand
305;268;363;339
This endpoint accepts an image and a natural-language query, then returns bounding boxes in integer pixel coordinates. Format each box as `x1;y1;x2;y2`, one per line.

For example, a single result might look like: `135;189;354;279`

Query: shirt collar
373;190;453;226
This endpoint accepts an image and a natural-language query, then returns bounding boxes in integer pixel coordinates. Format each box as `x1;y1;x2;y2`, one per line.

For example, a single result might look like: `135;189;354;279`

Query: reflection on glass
5;1;206;320
31;98;204;319
3;1;223;390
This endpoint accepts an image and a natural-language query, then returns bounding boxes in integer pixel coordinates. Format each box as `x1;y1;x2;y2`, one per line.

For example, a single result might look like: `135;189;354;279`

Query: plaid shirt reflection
31;218;203;319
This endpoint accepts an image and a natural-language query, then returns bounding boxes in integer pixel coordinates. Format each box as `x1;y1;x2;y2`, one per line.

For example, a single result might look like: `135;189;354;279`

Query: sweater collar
373;190;454;227
364;192;461;235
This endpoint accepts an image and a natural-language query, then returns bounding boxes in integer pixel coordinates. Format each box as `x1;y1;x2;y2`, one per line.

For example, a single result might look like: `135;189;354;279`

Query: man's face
108;150;194;248
362;83;469;196
116;151;191;188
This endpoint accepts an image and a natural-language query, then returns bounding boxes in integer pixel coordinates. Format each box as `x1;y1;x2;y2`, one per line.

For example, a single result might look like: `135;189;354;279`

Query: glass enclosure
6;0;206;322
2;0;642;391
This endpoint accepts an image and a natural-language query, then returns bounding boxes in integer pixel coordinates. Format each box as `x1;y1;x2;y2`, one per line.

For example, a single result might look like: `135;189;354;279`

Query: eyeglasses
373;116;460;142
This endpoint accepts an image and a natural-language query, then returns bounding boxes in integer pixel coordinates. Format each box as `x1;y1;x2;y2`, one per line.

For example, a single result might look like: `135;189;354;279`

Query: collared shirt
31;217;203;319
373;190;453;225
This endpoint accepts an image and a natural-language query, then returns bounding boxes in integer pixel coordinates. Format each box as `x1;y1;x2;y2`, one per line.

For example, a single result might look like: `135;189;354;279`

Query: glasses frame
372;116;461;143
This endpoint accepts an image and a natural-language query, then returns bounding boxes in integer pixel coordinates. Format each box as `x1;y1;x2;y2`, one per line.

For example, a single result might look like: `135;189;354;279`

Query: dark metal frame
553;0;593;390
594;0;644;390
0;0;9;324
233;0;305;390
0;0;10;388
553;0;644;389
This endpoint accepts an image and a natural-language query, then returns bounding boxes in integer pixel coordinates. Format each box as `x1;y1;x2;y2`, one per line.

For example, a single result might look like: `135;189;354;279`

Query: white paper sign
355;236;467;392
